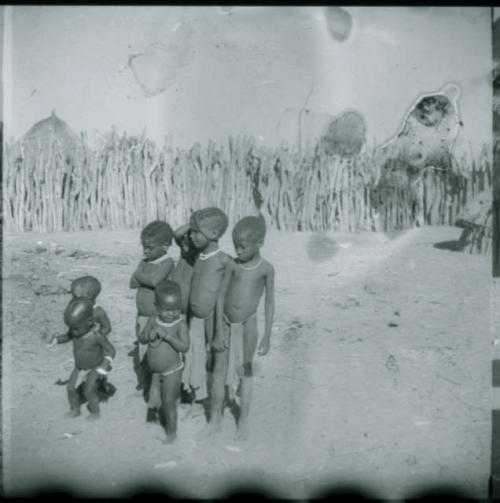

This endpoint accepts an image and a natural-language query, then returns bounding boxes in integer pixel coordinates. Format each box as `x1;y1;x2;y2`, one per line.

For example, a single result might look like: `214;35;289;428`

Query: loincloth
158;359;184;378
71;363;107;388
181;315;209;400
224;312;256;401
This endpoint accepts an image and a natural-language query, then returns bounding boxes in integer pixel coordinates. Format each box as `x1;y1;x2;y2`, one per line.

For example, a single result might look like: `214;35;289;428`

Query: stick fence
3;133;492;234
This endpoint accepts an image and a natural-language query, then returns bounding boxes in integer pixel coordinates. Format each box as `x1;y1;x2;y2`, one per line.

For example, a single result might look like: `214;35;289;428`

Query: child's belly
189;263;224;318
146;343;180;373
189;290;218;319
224;282;262;323
73;347;103;371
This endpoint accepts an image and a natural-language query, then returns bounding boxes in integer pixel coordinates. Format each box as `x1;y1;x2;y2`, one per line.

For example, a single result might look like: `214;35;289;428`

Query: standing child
130;220;175;422
181;207;230;407
171;223;198;316
138;281;190;443
204;215;275;441
55;275;111;386
69;275;114;398
47;297;116;419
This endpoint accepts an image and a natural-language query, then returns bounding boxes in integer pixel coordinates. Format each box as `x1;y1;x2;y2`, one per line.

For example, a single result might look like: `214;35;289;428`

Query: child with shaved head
203;215;275;441
181;207;230;410
71;275;111;337
130;220;175;422
138;280;190;443
47;297;116;419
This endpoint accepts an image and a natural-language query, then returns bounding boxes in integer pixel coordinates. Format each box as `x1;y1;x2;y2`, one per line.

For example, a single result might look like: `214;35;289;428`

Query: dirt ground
2;225;494;499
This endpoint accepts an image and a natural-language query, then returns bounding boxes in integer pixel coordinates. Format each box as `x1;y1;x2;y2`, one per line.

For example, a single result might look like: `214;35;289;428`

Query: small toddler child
138;281;190;443
71;275;111;337
47;297;116;419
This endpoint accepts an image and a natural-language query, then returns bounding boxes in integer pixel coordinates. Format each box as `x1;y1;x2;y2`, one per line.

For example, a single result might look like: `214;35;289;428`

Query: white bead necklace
238;257;263;270
199;248;221;261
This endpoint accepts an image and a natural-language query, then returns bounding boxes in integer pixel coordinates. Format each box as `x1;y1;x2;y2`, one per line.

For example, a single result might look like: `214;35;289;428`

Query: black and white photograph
1;5;498;499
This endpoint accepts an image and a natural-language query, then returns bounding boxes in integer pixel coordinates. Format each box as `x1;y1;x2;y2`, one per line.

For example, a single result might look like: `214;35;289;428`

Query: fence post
490;360;500;498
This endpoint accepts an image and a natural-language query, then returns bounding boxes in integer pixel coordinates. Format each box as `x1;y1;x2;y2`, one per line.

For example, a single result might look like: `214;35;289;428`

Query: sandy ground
1;225;494;499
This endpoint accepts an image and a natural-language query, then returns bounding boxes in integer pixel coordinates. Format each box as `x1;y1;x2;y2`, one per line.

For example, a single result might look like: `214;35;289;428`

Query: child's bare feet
146;408;158;423
163;433;177;445
234;421;249;442
196;420;222;442
66;409;81;418
182;403;204;421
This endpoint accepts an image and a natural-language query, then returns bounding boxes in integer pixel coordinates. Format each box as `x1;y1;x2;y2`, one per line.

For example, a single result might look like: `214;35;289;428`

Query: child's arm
130;274;141;289
132;258;175;288
258;263;275;356
212;260;235;352
45;331;71;346
97;333;116;372
99;333;116;359
130;260;143;289
94;306;111;336
174;223;190;246
137;317;153;345
162;321;190;353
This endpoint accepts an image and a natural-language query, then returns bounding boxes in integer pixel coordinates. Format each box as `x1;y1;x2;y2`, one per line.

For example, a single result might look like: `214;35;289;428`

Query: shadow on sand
433;240;462;252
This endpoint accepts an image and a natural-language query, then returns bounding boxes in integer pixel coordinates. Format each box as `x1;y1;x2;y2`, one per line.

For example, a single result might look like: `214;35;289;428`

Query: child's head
70;276;101;301
155;280;182;323
189;207;228;250
232;215;266;263
141;221;174;261
64;297;95;337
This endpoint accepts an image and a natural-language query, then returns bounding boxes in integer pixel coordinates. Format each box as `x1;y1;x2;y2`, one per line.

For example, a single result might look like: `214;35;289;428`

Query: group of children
47;207;275;443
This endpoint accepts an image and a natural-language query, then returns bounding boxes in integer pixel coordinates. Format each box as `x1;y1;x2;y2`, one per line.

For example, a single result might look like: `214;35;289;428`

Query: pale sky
3;6;494;154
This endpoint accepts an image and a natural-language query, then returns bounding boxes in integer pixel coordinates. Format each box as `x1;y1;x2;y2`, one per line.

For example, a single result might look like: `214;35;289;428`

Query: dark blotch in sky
324;7;352;42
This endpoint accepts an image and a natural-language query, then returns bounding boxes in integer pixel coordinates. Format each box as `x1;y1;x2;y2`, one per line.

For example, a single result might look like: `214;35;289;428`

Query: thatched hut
456;191;492;254
19;110;84;163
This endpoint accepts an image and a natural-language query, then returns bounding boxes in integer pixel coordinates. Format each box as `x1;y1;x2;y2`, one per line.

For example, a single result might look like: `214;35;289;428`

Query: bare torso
146;320;182;373
72;326;105;370
189;251;228;319
224;258;269;323
171;258;194;314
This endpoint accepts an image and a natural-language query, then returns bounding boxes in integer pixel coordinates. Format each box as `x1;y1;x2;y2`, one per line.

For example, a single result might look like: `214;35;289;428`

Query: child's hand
41;331;51;343
42;332;57;347
148;329;159;342
257;338;270;356
212;335;228;352
102;357;113;372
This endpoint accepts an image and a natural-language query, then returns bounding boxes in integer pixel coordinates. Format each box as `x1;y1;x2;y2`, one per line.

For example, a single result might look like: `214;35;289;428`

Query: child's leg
83;370;100;418
204;313;214;372
197;322;230;439
235;316;258;441
133;318;147;389
66;367;81;416
160;370;182;443
147;373;162;412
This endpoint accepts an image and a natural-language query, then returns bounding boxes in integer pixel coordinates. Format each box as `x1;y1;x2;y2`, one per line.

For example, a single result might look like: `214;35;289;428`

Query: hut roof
456;191;492;228
21;110;83;159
